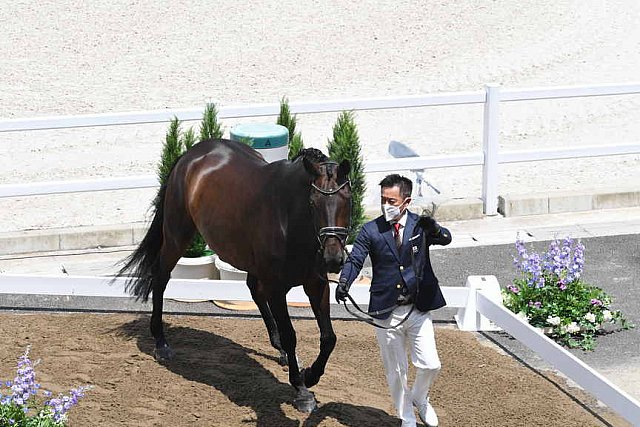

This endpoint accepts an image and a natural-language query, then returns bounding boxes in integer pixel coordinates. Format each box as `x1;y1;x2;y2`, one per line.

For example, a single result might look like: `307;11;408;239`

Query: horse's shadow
118;317;399;427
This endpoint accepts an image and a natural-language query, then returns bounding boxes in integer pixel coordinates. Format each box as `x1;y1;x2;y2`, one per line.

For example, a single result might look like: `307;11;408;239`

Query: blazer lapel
399;212;417;256
383;225;400;261
378;219;401;261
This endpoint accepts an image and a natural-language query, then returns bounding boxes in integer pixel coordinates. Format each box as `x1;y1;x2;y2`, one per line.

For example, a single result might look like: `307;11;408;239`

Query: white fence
2;82;640;214
0;273;638;424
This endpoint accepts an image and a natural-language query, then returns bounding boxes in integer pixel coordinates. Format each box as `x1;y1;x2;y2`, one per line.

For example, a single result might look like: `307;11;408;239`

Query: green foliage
157;105;224;257
237;136;254;147
182;127;196;151
157;118;183;187
289;133;304;160
183;233;212;258
277;97;304;160
199;103;224;140
327;111;366;243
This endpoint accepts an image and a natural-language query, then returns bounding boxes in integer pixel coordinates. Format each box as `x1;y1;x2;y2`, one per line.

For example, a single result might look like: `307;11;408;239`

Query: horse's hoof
154;344;175;362
278;352;288;366
301;367;319;388
293;389;317;413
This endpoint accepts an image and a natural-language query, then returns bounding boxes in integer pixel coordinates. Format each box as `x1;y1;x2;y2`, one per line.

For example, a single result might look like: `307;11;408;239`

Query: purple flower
507;284;520;294
8;347;40;408
528;301;542;309
46;385;91;422
591;298;603;306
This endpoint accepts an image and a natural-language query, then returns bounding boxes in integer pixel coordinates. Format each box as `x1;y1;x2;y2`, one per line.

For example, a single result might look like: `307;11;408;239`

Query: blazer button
399;266;404;271
396;284;401;289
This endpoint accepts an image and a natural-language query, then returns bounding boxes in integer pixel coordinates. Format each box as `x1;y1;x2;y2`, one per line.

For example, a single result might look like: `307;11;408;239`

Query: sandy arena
1;2;639;426
0;313;629;426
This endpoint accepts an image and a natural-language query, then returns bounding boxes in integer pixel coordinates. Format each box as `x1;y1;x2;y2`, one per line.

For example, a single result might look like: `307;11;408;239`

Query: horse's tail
114;183;168;302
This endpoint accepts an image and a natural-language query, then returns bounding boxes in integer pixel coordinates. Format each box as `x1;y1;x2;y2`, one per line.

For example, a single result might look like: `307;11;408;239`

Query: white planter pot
171;255;219;280
212;257;311;309
213;257;256;310
214;257;248;281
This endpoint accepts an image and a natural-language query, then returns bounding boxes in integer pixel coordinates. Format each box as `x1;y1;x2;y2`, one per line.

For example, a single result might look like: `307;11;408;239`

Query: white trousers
375;304;441;426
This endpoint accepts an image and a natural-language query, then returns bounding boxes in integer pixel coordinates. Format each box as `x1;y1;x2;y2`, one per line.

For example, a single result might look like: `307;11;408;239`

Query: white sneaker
413;399;438;427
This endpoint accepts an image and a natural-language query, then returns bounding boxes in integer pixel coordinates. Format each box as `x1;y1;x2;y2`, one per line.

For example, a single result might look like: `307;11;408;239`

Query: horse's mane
293;148;329;163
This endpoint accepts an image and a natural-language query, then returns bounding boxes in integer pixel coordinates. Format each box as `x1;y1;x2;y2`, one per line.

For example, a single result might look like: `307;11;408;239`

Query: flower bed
1;347;90;426
502;237;632;351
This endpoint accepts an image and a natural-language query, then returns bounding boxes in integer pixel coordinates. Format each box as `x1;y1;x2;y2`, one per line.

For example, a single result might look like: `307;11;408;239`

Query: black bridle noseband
310;174;351;252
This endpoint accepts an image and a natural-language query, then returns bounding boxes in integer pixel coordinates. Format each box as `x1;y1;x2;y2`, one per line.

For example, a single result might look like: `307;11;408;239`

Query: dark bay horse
115;138;351;412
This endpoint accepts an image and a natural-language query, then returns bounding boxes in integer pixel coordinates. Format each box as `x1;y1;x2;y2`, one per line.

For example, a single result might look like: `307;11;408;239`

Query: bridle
309;163;352;253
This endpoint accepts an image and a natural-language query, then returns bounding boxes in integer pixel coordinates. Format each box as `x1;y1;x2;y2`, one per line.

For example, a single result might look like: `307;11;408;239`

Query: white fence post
455;275;503;331
482;84;501;215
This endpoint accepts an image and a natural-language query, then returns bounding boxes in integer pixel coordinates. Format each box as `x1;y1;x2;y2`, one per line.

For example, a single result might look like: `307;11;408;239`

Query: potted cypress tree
160;103;223;280
277;96;304;160
327;110;366;243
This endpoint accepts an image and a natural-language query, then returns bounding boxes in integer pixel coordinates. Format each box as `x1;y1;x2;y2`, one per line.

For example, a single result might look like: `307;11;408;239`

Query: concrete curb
0;223;147;256
498;188;640;217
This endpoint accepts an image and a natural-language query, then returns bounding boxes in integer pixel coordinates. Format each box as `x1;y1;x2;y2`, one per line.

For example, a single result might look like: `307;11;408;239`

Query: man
336;174;451;427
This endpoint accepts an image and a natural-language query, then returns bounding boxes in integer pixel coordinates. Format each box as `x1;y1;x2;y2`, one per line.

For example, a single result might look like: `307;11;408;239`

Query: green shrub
157;103;223;257
327;111;366;243
277;96;304;159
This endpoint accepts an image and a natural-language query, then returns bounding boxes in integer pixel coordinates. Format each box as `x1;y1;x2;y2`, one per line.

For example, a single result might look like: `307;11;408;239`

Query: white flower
584;312;596;323
602;310;613;322
517;311;528;321
546;316;561;326
566;322;581;334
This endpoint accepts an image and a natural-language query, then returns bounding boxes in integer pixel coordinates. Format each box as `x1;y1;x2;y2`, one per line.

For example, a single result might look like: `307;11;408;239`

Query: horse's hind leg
151;215;196;361
247;274;287;365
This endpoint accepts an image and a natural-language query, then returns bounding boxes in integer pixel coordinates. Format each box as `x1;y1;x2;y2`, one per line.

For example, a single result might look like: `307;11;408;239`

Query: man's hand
335;281;350;303
417;215;441;236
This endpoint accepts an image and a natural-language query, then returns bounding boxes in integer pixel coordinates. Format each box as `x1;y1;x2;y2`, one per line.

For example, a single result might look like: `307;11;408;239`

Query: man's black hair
379;174;412;198
293;148;329;163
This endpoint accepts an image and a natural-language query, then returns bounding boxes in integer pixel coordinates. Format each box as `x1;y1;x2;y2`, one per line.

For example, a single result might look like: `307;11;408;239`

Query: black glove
335;281;350;303
417;215;441;237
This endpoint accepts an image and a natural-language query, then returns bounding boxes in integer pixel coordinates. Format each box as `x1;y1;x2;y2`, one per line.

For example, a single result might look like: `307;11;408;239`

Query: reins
328;278;415;330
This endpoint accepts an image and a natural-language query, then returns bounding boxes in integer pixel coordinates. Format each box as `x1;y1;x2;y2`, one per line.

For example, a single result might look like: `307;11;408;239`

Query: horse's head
303;157;352;273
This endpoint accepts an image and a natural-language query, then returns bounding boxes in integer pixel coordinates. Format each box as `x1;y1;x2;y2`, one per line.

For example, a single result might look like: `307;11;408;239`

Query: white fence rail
2;82;640;214
476;290;640;426
0;273;638;424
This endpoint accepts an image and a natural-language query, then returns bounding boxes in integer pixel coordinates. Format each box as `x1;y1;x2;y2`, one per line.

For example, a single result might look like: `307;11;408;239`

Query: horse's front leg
300;276;336;389
268;291;317;413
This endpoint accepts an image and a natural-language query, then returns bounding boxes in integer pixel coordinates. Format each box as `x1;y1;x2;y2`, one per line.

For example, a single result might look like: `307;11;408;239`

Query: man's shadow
118;317;399;427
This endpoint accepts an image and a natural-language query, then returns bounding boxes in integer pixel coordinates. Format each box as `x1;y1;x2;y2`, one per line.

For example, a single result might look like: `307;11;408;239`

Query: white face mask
382;203;402;222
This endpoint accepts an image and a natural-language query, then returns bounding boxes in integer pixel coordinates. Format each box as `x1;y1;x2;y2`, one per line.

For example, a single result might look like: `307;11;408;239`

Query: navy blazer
339;210;451;319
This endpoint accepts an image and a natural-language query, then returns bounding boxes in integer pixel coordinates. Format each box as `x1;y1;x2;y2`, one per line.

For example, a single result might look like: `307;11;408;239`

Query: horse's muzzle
324;255;344;274
323;241;345;273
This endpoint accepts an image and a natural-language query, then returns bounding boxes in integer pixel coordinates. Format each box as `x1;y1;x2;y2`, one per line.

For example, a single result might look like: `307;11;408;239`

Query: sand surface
0;313;628;426
1;1;639;231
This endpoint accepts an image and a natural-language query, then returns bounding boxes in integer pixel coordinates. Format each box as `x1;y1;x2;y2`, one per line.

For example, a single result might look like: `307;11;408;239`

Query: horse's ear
338;159;351;181
302;157;321;177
